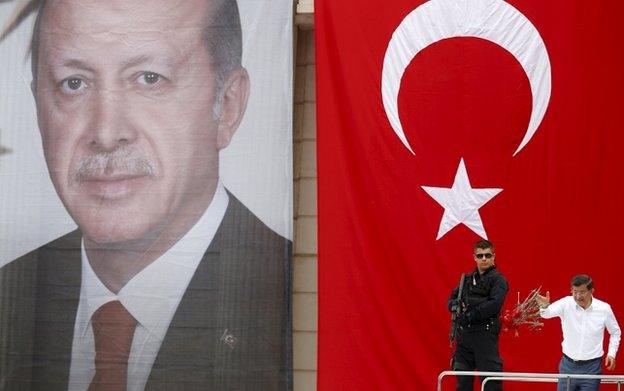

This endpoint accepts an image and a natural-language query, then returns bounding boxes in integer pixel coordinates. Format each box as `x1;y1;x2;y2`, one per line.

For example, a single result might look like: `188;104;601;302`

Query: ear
216;67;250;150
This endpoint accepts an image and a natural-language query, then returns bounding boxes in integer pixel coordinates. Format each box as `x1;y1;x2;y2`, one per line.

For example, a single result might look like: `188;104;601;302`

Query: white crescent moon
381;0;551;156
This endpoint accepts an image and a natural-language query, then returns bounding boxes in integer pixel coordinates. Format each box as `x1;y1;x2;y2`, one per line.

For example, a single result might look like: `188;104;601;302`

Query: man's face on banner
34;0;247;244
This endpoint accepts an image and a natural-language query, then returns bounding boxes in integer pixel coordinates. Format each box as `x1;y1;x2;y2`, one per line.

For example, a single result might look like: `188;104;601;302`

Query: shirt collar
574;296;594;311
473;265;496;278
77;182;229;340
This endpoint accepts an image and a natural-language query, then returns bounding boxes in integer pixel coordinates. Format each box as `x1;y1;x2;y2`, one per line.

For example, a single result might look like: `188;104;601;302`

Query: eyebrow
121;54;183;71
53;55;177;74
57;59;97;73
58;55;152;71
120;55;152;69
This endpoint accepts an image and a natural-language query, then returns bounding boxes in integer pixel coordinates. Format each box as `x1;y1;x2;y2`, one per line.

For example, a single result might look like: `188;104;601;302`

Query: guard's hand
536;291;550;309
465;310;478;323
606;355;616;371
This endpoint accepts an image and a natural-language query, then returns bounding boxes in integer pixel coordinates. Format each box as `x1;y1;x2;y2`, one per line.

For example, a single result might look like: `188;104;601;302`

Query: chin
82;227;144;246
78;217;160;246
68;198;167;245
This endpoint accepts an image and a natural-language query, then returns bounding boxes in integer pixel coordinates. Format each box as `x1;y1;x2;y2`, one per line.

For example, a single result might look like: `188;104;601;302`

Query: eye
137;71;164;85
60;77;87;93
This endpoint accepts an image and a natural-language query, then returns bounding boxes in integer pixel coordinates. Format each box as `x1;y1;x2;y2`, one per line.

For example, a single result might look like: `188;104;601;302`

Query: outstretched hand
536;291;550;308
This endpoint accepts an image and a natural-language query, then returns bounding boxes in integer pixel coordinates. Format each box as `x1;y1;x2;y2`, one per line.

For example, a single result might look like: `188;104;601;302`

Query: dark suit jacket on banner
0;195;292;391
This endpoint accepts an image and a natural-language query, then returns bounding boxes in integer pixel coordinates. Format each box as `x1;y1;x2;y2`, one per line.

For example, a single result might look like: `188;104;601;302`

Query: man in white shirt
538;274;621;391
0;0;291;390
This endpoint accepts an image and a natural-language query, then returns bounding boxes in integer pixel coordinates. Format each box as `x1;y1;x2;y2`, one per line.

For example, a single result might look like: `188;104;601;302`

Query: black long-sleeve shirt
447;266;508;324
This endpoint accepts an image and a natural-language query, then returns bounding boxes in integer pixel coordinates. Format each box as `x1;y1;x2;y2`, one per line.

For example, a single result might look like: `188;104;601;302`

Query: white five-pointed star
421;158;502;240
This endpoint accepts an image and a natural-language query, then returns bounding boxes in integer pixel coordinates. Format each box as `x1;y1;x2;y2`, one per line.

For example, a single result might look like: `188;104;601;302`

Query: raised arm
538;291;564;319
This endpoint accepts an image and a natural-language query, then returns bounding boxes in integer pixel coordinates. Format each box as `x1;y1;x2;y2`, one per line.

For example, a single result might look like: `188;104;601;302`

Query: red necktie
88;300;137;391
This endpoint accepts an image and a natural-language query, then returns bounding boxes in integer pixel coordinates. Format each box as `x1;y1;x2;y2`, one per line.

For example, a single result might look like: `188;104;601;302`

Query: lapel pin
220;329;239;350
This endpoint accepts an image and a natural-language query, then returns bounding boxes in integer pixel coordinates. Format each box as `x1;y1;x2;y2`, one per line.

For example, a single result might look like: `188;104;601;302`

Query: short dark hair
474;239;494;252
571;274;593;290
31;0;243;93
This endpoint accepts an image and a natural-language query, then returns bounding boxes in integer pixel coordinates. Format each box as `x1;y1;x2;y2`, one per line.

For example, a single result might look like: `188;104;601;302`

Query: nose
88;89;137;151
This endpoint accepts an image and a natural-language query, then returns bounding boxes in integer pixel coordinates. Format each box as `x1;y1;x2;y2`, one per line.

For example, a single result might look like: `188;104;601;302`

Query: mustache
72;147;156;183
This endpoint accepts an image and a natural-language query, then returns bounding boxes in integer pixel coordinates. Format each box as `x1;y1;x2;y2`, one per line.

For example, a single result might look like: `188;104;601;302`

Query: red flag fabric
316;0;624;390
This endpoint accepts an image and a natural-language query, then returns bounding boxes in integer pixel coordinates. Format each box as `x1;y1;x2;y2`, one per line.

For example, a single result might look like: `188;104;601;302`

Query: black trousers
452;329;503;391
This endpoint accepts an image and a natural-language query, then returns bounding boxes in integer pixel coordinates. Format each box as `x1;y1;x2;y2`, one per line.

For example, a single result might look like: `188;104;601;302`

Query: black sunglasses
475;253;494;259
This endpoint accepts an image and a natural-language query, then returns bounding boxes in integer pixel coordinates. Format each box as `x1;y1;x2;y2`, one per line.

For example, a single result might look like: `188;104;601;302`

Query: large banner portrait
0;1;293;390
317;0;624;390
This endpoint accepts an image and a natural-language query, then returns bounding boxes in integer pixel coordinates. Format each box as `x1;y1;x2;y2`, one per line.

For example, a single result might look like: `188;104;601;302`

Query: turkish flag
316;0;624;390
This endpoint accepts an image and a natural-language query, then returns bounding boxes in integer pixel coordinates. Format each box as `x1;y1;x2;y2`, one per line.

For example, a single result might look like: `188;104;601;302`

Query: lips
79;174;152;200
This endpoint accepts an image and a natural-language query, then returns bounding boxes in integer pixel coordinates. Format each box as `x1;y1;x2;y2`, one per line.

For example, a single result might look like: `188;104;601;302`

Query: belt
459;318;499;333
563;354;601;365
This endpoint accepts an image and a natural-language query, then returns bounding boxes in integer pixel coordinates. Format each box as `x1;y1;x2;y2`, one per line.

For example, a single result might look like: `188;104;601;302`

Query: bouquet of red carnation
500;287;544;337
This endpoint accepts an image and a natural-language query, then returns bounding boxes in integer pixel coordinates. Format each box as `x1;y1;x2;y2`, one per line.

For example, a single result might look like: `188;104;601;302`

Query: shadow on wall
1;1;36;160
0;130;12;157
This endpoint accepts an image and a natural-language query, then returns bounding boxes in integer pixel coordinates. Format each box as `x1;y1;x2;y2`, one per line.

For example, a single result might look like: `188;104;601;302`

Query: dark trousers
452;330;503;391
557;355;601;391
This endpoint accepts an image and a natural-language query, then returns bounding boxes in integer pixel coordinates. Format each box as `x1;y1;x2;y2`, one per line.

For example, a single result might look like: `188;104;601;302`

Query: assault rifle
449;273;466;346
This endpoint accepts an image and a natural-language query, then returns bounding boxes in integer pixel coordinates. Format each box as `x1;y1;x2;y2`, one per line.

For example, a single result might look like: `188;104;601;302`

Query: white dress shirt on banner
540;295;621;361
68;182;229;391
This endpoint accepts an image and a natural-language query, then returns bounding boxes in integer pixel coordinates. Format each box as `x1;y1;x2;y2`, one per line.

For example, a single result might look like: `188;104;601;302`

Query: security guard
448;239;509;391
